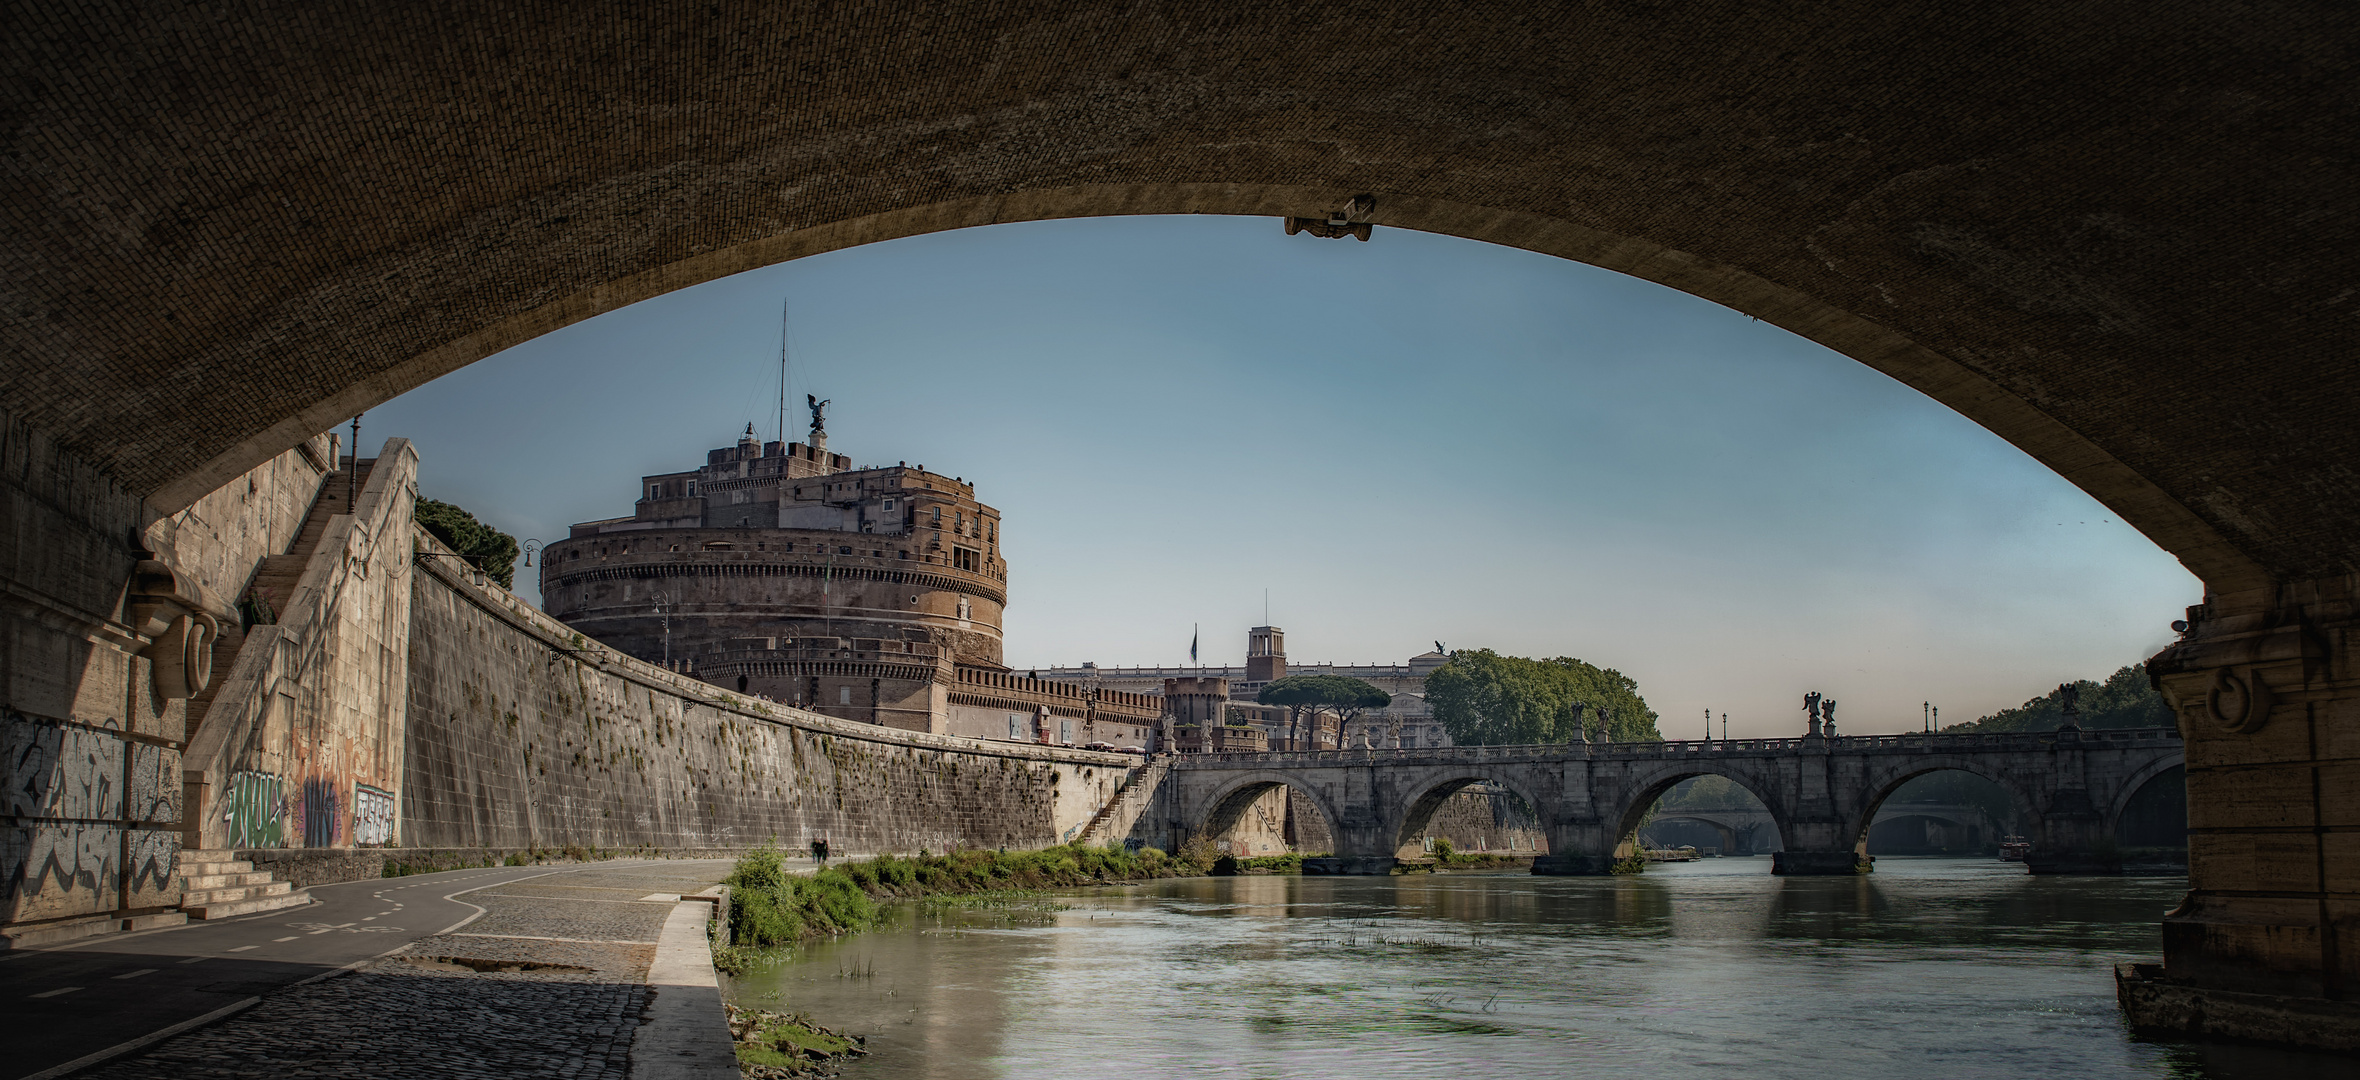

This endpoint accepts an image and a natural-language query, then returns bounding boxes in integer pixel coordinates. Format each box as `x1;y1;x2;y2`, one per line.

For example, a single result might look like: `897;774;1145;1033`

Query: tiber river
721;858;2350;1079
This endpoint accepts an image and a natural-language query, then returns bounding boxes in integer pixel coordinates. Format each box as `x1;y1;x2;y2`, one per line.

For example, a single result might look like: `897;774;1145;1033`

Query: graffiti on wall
302;777;342;847
353;784;394;847
1;824;122;921
128;742;180;824
3;714;124;821
126;828;180;905
223;771;286;848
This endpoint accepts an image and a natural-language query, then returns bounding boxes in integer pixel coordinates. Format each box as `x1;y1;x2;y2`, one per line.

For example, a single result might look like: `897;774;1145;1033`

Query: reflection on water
721;858;2346;1079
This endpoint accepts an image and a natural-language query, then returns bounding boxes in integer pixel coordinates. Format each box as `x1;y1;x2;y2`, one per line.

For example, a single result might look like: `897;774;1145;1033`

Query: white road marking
110;969;156;980
273;936;299;942
176;956;207;964
227;946;259;952
30;987;82;998
360;917;375;921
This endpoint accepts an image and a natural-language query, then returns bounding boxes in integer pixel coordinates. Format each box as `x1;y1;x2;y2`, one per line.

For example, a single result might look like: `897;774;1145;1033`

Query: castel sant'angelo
540;404;1162;745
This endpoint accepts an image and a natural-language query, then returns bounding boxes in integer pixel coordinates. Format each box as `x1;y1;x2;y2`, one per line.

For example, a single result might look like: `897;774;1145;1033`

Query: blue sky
366;214;2197;738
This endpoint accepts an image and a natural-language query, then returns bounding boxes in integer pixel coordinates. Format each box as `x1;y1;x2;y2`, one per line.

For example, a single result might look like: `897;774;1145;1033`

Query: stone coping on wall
1175;727;2185;768
412;536;1136;771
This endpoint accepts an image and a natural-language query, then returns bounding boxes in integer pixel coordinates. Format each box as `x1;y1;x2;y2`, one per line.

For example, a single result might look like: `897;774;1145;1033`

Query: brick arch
1387;767;1555;855
1843;760;2047;853
1187;770;1343;850
10;5;2345;593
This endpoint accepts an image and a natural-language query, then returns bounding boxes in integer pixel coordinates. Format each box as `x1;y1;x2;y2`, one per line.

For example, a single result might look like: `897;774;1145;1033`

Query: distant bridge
1161;728;2181;874
1647;803;1998;855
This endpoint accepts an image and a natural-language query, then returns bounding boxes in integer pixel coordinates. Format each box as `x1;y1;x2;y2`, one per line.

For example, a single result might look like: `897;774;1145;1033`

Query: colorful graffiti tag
302;777;341;847
353;784;395;847
222;771;286;848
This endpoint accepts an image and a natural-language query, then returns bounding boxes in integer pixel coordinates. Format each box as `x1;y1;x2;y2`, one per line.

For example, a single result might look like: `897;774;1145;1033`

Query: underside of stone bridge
4;0;2354;1050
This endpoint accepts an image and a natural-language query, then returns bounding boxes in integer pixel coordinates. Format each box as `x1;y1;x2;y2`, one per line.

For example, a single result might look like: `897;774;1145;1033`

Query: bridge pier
1770;818;1871;875
2116;576;2360;1052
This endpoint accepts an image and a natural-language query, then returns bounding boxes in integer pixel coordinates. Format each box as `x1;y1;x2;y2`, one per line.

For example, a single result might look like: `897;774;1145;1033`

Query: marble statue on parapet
1569;700;1589;743
1804;691;1823;738
1822;698;1838;737
1595;705;1614;745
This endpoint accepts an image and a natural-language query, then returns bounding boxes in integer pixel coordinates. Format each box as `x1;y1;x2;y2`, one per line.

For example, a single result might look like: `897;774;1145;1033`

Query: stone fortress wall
408;524;1141;856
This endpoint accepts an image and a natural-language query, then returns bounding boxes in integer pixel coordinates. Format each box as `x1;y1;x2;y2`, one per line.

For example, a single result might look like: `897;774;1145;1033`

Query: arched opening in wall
1642;777;1781;858
344;210;2204;749
2114;764;2188;872
1860;769;2029;863
1197;779;1337;862
1629;775;1783;867
1392;776;1550;862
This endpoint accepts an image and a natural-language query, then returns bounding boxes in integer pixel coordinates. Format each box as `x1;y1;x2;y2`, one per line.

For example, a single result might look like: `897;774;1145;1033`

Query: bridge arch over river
1168;729;2183;876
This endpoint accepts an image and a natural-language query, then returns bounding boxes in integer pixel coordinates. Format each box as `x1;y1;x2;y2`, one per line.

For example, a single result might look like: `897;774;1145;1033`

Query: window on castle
839;686;852;705
1059;720;1073;744
883;498;896;511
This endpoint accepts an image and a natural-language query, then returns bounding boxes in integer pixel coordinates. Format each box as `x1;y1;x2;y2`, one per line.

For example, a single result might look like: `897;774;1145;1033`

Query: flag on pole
1190;624;1198;665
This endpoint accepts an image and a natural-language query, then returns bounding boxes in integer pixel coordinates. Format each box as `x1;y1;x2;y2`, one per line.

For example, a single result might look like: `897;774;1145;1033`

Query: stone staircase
184;458;372;743
179;850;309;920
1075;757;1169;846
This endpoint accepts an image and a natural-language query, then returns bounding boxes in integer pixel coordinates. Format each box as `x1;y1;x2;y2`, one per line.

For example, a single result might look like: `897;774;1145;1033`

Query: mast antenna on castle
788;294;807;443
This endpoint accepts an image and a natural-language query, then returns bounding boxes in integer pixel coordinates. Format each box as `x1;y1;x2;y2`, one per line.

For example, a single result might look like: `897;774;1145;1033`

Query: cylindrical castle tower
541;423;1008;732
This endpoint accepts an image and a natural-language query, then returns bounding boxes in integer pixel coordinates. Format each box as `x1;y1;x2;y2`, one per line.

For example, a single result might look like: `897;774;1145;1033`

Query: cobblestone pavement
84;860;731;1079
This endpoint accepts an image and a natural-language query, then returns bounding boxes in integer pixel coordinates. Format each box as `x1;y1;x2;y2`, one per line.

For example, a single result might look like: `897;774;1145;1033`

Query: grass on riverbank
718;841;1216;958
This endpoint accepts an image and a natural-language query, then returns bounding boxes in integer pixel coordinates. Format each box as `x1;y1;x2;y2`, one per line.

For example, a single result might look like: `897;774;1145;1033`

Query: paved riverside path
2;859;734;1080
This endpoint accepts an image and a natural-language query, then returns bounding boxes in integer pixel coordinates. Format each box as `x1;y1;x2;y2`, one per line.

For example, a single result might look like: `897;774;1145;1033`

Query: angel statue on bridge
1822;698;1838;737
1803;691;1823;737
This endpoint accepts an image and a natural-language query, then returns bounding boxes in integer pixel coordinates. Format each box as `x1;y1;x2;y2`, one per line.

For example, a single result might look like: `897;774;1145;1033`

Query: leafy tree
415;497;520;589
1257;674;1391;747
1424;649;1659;745
1944;664;2173;733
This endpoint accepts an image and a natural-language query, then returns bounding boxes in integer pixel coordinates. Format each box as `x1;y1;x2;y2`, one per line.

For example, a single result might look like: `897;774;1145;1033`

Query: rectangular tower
1246;625;1286;682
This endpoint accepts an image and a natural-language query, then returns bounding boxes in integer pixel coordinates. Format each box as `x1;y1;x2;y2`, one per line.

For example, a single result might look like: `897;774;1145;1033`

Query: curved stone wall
540;527;1007;668
408;530;1125;855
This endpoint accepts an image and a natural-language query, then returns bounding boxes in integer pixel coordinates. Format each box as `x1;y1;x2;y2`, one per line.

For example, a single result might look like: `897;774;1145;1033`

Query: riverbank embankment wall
399;531;1142;861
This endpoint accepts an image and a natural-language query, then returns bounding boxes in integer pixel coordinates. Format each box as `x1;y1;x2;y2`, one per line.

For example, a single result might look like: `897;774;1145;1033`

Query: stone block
2180;698;2319;769
126;828;182;908
2318;695;2360;763
123;652;181;740
2317;763;2360;828
2186;764;2317;830
2118;962;2360;1053
2324;831;2360;895
0;720;123;820
0;823;122;922
2188;832;2322;893
129;741;181;824
70;644;129;729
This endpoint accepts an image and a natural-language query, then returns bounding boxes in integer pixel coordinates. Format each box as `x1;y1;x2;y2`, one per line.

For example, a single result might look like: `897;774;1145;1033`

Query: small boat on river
1999;836;2031;862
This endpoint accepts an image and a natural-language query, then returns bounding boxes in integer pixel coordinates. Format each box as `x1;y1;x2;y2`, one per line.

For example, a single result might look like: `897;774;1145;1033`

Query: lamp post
522;539;542;567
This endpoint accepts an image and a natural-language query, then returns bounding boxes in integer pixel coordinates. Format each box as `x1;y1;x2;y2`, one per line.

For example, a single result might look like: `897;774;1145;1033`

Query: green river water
720;857;2352;1079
